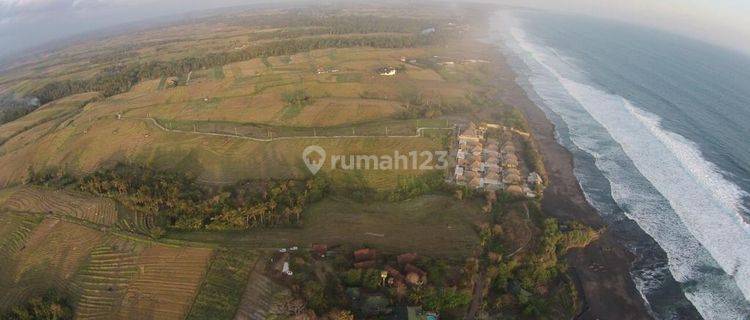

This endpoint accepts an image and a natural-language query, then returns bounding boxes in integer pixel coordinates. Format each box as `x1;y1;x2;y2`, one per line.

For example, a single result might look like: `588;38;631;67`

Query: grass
70;237;141;319
0;211;42;263
155;117;447;139
281;101;305;119
211;66;225;80
186;248;260;320
0;219;102;311
167;195;483;258
335;73;363;83
0;44;482;191
157;76;167;90
3;186;119;226
261;57;272;68
116;245;213;319
234;257;290;319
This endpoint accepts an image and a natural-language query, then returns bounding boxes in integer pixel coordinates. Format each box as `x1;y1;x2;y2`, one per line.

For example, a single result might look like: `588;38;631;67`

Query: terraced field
234;260;291;320
187;249;260;320
114;210;157;236
3;186;119;226
0;211;42;267
116;245;213;320
0;219;102;311
71;236;143;320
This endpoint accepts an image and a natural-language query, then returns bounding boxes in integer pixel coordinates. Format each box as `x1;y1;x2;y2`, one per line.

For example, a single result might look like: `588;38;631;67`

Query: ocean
489;9;750;320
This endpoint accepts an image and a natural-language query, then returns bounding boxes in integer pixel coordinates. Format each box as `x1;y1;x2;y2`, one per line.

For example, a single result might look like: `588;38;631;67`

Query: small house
471;145;483;156
404;264;427;286
354;248;377;262
502;154;519;168
454;166;464;180
523;185;537;198
456;149;466;160
468;177;483;189
398;253;419;266
470;161;483;173
312;244;328;258
485;156;500;165
458;123;481;143
506;185;524;195
377;67;397;76
485;165;501;176
528;172;543;185
484;149;500;158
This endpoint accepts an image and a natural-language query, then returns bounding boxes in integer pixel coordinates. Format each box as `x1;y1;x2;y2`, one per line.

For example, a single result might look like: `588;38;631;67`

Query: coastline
487;42;654;319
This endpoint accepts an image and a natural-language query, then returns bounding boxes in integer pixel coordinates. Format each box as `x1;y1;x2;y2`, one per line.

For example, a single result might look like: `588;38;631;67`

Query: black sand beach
488;44;654;320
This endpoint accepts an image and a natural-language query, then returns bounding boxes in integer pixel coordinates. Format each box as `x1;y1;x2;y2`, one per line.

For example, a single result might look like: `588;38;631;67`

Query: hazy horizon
1;0;749;59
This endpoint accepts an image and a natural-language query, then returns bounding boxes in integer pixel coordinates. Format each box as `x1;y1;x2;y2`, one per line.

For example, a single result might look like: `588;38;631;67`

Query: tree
342;269;363;286
323;310;354;320
362;269;382;290
3;291;72;320
422;287;471;313
303;282;328;313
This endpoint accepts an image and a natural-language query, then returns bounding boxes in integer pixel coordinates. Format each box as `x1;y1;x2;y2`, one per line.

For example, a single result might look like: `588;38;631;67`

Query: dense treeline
28;164;329;230
1;290;72;320
27;33;440;107
222;12;441;34
75;164;329;230
0;94;42;124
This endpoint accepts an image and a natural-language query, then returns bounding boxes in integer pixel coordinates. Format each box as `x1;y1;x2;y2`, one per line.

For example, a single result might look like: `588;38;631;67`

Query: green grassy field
187;249;260;320
168;195;484;258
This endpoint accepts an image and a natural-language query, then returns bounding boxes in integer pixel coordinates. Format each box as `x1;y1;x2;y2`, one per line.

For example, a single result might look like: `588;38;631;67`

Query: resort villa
453;122;542;197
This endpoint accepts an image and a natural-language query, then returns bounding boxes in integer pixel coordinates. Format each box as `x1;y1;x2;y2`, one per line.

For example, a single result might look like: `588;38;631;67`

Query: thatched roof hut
503;174;521;184
485;172;500;181
469;177;483;189
470;161;483;172
506;185;524;194
354;248;377;262
504;168;521;177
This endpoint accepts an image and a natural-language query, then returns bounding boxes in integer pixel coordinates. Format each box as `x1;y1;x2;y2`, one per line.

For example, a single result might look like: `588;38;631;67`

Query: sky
1;0;749;58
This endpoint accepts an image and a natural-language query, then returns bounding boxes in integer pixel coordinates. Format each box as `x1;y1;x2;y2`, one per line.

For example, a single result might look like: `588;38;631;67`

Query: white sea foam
627;105;750;227
497;12;750;319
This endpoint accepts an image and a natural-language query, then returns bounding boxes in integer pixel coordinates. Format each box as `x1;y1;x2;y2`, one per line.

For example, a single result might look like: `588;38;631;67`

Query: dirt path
465;260;487;320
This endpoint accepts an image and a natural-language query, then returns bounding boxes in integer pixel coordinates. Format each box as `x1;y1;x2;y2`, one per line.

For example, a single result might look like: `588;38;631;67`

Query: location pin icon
302;145;326;175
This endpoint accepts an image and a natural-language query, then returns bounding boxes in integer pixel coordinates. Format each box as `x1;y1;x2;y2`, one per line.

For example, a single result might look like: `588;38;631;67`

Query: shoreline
486;40;655;320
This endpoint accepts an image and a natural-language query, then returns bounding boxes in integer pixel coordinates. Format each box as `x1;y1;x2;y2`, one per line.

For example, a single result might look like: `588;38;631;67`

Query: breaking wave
495;11;750;319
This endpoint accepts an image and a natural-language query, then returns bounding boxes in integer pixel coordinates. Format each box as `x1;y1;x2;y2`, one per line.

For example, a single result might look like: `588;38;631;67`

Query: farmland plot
3;186;119;226
0;219;102;311
116;245;213;320
71;236;142;320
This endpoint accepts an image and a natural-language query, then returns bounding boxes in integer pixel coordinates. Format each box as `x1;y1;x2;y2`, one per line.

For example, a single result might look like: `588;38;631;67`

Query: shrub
342;269;363;287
